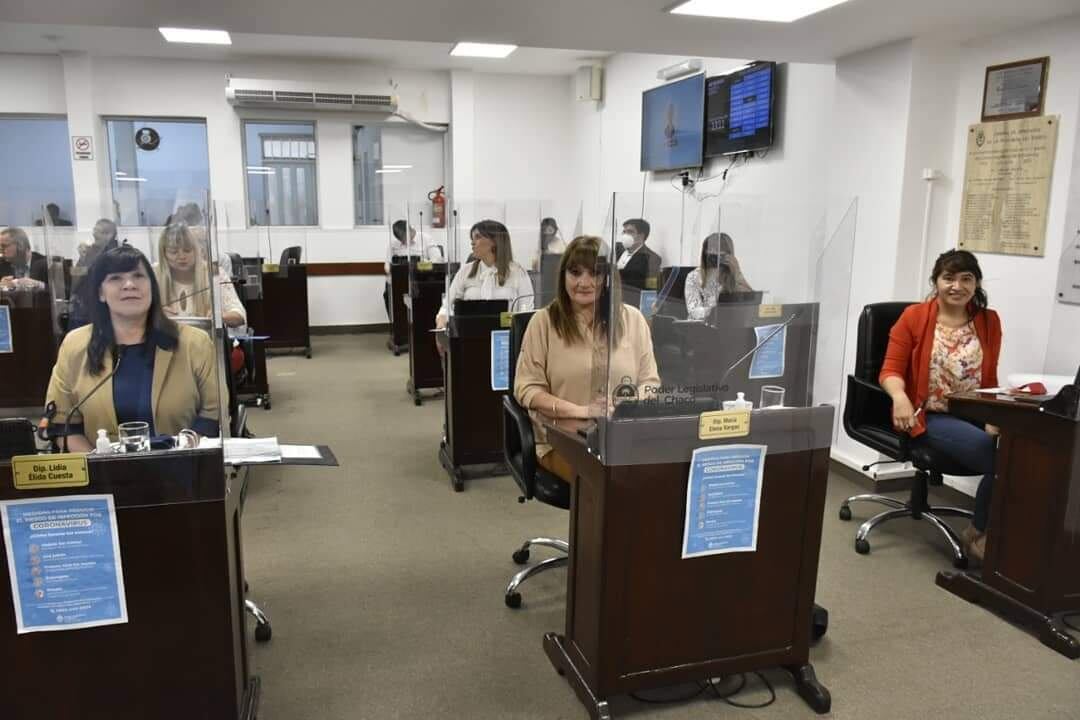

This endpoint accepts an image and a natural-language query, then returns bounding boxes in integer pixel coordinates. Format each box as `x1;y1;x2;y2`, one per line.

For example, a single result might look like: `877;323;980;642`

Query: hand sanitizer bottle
723;392;753;412
95;429;113;454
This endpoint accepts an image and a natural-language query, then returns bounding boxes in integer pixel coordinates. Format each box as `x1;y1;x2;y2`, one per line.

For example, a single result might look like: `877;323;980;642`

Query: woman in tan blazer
514;236;660;483
47;245;220;451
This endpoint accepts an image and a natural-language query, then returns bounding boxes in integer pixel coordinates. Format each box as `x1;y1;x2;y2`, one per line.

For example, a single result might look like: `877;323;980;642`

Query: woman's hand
985;423;1000;436
891;394;918;432
435;314;448;331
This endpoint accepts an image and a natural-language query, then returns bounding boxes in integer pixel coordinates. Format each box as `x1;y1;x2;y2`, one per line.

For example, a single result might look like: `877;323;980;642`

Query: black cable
630;682;706;704
708;672;777;709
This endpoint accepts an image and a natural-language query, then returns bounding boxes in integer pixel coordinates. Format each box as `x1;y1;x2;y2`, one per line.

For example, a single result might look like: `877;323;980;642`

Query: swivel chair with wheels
501;311;571;609
840;302;976;568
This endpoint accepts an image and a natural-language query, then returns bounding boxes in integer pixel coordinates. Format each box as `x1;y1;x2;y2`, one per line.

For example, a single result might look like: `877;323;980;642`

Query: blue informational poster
749;323;786;379
0;304;11;353
490;330;511;392
1;495;128;634
639;290;658;318
682;444;767;558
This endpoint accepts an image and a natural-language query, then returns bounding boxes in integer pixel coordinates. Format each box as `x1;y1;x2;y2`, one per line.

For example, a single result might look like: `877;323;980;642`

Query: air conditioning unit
225;76;399;113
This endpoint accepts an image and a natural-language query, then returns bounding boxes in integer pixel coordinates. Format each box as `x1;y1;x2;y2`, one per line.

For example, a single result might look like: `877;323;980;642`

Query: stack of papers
200;437;282;464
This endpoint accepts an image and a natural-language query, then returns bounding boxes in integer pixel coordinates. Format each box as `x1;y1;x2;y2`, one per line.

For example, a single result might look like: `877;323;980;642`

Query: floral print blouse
926;322;983;412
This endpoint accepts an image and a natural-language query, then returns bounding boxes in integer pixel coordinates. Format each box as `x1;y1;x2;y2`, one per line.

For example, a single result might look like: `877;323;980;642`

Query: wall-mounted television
705;61;777;157
640;73;706;172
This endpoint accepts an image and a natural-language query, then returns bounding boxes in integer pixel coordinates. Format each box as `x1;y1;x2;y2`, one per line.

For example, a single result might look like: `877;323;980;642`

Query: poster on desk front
958;116;1058;257
682;445;766;558
1;495;128;634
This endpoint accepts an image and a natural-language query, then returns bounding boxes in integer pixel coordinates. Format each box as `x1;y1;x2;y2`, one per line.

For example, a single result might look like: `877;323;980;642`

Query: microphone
59;346;127;453
162;278;241;312
716;310;802;393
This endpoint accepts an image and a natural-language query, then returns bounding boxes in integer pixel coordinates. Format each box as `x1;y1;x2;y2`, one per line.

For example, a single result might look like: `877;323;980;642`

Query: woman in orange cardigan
879;249;1002;563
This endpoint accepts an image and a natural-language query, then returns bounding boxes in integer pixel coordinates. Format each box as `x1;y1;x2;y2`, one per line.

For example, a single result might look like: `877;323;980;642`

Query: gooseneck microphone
716;310;802;393
60;346;127;453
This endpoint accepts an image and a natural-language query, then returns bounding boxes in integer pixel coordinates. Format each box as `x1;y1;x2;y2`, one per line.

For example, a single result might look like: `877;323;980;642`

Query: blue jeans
919;412;996;531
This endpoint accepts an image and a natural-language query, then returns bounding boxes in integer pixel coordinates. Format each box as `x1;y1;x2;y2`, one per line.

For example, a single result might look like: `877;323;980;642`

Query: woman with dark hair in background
514;236;660;482
46;245;220;451
435;219;533;329
683;232;752;321
879;249;1003;563
532;217;566;271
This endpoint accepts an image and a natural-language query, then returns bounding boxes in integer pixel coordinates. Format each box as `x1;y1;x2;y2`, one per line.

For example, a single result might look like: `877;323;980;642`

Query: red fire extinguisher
428;186;447;229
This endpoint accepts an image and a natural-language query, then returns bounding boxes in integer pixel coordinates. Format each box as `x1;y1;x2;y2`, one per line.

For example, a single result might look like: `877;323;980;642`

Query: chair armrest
843;374;910;458
502;395;538;499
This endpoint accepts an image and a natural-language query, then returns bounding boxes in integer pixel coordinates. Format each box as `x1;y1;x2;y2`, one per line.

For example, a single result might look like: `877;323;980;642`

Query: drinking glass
118;421;151;453
760;385;786;409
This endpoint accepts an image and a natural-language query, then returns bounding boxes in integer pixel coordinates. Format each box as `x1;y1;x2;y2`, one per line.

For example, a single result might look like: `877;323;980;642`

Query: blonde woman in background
155;224;246;328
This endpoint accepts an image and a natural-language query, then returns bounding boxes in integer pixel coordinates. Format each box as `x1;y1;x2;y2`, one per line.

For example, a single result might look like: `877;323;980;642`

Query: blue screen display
728;66;772;139
705;62;776;157
641;74;705;172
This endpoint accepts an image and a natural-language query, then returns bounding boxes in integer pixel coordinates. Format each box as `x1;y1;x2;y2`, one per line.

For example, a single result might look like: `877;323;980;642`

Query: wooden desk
937;392;1080;658
438;312;507;491
0;293;57;409
246;264;311;358
0;449;257;719
387;263;410;355
545;408;833;719
404;262;446;406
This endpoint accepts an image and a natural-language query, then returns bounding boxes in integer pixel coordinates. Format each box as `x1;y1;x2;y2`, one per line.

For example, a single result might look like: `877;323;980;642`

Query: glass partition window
244;121;318;226
354;124;446;227
0;117;76;227
105;118;210;227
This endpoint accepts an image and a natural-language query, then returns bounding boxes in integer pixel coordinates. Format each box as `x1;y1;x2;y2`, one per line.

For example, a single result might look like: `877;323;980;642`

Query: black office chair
0;418;36;461
839;302;976;568
279;246;302;266
501;311;571;609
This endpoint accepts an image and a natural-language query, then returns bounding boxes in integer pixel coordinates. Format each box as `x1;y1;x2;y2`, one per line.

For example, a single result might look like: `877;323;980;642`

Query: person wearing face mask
45;245;220;452
615;218;662;291
879;249;1003;564
684;232;753;321
435;220;534;330
0;227;48;292
514;236;660;483
531;217;566;271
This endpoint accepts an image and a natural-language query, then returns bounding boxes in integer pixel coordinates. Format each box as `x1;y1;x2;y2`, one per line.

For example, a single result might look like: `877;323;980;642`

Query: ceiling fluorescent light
116;177;148;183
246;166;272;172
382;165;413;170
450;42;517;59
375;169;404;174
159;27;232;45
668;0;850;22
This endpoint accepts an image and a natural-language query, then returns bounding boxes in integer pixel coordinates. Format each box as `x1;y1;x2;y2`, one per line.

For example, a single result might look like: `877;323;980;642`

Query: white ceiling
0;23;608;75
0;0;1077;65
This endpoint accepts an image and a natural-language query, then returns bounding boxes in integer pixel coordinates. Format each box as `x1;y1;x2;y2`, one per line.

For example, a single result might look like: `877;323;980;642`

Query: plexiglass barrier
564;191;859;466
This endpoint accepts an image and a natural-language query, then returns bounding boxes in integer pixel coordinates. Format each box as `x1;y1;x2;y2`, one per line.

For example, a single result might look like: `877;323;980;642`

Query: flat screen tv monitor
640;73;706;172
705;61;777;157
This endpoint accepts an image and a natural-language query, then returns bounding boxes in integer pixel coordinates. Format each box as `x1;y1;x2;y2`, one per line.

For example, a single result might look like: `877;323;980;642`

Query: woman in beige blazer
46;245;220;451
514;236;660;483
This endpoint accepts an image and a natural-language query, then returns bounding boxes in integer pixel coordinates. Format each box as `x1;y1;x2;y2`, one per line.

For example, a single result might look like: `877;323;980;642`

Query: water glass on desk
760;385;786;409
118;421;151;453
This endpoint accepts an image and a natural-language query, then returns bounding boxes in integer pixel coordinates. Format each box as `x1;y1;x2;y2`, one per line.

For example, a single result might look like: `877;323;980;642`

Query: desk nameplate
699;410;751;440
12;454;89;490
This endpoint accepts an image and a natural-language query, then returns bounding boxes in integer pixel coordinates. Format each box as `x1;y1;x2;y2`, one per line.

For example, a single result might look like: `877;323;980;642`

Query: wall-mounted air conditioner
225;76;399;113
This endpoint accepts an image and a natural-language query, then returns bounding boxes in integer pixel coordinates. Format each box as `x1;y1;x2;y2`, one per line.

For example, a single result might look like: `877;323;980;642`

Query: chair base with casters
839;455;975;569
505;537;569;609
246;598;273;642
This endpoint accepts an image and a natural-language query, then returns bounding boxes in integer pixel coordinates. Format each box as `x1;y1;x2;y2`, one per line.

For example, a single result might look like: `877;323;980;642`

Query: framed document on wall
982;57;1049;122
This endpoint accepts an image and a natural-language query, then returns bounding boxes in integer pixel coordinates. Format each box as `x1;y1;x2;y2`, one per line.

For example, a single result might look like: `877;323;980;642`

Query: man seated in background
616;218;661;291
0;227;48;291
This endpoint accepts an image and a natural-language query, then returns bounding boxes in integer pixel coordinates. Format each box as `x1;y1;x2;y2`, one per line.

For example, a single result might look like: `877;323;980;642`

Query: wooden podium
545;407;833;719
387;262;410;355
0;449;257;720
0;293;56;409
246;264;311;358
404;261;446;406
937;392;1080;658
438;310;507;491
